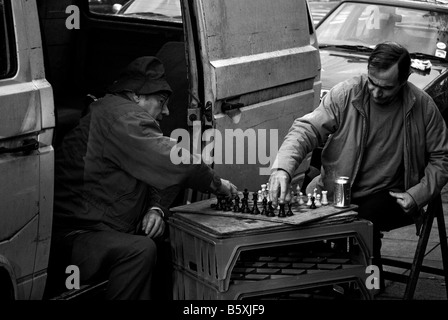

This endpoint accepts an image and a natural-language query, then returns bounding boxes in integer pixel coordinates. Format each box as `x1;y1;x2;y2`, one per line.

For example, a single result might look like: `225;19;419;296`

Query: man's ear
131;93;140;103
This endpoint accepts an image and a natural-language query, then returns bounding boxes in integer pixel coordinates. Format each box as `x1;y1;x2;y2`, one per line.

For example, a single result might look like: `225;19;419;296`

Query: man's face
367;63;404;105
136;93;170;121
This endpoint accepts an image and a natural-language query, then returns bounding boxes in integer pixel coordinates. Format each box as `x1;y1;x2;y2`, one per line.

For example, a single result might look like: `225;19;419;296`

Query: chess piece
298;192;305;206
215;195;223;210
321;190;329;206
224;197;233;211
315;194;322;208
251;192;260;214
306;193;312;206
286;203;293;216
233;195;241;212
267;201;275;217
257;190;263;203
313;188;318;199
261;195;268;215
310;196;316;209
278;202;286;217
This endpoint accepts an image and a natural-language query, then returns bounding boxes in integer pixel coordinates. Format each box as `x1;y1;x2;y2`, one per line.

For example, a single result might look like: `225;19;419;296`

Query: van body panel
185;0;320;191
0;0;54;300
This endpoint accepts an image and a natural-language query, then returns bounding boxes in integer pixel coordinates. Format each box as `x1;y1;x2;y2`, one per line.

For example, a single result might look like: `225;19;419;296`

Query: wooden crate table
168;197;374;300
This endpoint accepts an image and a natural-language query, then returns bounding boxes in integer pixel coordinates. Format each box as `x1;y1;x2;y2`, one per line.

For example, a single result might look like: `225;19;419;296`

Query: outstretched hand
268;170;290;207
389;191;417;214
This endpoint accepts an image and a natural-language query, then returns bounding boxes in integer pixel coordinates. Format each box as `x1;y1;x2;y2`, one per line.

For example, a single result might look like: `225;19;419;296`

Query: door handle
0;138;39;155
222;101;244;112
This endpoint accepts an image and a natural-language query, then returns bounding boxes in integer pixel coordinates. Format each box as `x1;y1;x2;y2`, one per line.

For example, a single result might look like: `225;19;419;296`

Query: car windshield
118;0;182;19
317;2;448;59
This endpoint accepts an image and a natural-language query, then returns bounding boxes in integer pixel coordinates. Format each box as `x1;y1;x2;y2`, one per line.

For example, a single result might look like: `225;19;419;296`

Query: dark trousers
353;190;414;267
69;230;158;300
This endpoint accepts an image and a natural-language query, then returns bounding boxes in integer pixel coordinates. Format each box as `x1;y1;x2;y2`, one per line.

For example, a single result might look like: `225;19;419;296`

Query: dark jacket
53;94;220;234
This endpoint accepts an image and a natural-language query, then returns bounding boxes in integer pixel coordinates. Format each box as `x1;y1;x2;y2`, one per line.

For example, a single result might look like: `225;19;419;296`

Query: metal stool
381;194;448;299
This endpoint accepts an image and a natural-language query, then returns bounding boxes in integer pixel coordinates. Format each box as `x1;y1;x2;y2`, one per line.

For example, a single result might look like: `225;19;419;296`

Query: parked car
308;0;340;25
315;0;448;121
116;0;182;21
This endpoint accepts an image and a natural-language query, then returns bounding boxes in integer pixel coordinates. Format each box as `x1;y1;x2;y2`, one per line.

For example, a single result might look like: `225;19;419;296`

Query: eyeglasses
157;93;170;107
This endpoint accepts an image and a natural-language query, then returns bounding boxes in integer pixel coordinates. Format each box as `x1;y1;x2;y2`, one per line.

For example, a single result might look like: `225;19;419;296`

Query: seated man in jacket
268;42;448;289
50;56;237;300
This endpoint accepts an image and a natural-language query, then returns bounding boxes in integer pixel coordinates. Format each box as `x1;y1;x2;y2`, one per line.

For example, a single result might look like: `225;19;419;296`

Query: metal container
334;176;351;208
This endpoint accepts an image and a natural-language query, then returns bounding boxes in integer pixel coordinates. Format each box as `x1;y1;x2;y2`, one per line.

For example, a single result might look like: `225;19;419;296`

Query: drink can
334;176;351;208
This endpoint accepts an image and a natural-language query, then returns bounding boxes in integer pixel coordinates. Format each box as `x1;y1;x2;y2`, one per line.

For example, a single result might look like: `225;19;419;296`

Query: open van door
0;0;54;299
182;0;321;192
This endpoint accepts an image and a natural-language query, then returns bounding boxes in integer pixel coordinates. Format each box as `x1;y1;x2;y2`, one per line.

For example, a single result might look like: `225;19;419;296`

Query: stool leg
404;210;434;300
435;204;448;298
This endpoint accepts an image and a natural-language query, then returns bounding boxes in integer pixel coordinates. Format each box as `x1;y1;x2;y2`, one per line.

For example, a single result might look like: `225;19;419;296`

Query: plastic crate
172;265;372;300
168;213;373;293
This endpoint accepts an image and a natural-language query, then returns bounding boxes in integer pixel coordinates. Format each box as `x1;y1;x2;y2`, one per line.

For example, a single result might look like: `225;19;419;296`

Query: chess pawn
233;195;240;212
261;184;267;199
278;202;286;218
315;194;322;208
267;201;275;217
310;196;317;209
321;190;329;206
286;203;293;216
306;193;313;206
313;188;318;199
298;192;305;206
257;190;263;203
251;192;260;214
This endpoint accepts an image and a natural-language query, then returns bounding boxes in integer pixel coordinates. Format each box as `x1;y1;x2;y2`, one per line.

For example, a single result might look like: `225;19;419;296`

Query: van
0;0;321;299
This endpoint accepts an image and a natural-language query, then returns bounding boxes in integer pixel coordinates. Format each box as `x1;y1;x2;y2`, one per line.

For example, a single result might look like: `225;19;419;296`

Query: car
115;0;182;21
308;0;340;25
315;0;448;121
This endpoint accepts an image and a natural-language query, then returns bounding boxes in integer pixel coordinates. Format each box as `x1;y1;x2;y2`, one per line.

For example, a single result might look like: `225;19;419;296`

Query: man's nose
371;87;382;99
162;104;169;116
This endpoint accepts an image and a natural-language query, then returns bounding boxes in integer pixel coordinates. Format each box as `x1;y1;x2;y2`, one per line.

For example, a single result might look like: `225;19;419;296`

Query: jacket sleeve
102;110;221;193
406;97;448;209
272;86;341;178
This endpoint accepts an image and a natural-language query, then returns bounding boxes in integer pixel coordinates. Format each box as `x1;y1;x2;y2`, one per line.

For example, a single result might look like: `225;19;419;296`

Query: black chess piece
243;188;249;201
278;203;286;218
310;196;317;209
224;197;233;211
242;198;251;213
215;195;223;210
267;201;275;217
261;196;268;215
251;192;260;215
233;195;241;212
286;203;293;216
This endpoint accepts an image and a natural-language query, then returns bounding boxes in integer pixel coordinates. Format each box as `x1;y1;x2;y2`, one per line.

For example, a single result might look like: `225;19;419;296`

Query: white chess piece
315;194;322;207
257;190;263;203
321;190;329;205
307;193;312;206
298;192;305;205
313;188;318;199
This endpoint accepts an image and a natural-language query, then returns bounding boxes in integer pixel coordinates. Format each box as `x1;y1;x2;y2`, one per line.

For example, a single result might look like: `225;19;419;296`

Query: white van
0;0;320;299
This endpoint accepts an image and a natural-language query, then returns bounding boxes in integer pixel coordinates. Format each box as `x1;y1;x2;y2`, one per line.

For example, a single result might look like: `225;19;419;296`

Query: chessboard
171;191;358;226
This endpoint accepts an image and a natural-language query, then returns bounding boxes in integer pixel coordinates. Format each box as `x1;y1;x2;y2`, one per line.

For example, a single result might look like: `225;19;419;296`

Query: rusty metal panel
202;0;310;60
211;46;319;100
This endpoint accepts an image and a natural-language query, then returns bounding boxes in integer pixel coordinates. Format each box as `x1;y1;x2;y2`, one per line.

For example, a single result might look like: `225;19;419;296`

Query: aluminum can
334;176;351;208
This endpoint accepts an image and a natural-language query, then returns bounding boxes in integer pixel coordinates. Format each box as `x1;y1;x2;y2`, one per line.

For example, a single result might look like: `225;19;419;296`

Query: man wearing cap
49;56;237;299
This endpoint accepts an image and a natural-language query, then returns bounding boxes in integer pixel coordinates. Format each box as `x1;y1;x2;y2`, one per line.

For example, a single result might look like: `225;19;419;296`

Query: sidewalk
374;185;448;300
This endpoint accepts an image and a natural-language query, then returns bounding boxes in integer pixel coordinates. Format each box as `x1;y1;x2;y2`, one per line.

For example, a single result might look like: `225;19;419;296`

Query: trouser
69;230;158;300
353;190;414;275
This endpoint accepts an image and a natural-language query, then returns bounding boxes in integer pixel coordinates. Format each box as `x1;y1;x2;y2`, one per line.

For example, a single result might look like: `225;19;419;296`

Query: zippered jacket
275;74;448;210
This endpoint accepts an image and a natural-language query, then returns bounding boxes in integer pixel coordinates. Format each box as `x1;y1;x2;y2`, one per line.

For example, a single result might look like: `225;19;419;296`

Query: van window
0;0;16;79
88;0;182;23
